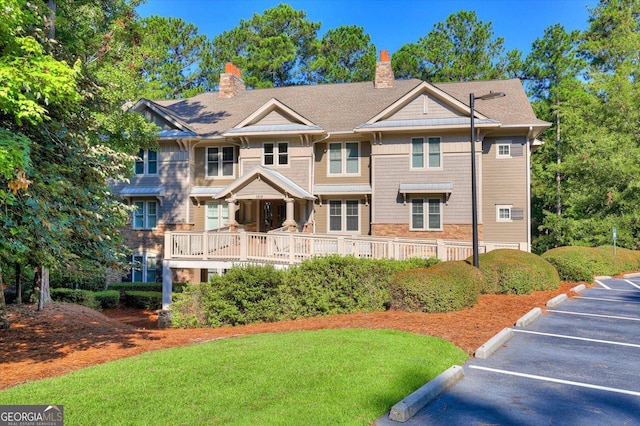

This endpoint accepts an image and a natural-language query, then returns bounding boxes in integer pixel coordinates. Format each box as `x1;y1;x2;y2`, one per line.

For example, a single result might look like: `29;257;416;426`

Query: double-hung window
132;253;157;283
329;142;359;174
264;142;288;166
207;146;235;177
328;200;359;232
411;137;440;168
135;149;158;175
411;198;442;230
411;138;424;168
428;137;441;168
206;201;229;230
133;201;158;229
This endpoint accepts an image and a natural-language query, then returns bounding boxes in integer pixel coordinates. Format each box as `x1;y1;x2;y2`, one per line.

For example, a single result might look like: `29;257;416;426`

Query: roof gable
367;82;489;124
222;98;324;137
214;165;315;201
131;99;196;138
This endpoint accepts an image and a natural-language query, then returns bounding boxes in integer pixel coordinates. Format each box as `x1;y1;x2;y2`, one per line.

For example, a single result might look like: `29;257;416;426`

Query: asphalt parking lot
378;276;640;425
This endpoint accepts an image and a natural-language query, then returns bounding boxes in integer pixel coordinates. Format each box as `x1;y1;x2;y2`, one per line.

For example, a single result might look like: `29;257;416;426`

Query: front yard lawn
0;328;466;425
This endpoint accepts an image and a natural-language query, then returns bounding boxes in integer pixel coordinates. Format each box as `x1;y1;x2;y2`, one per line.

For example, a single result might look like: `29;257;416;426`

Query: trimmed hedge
171;256;440;328
94;290;120;309
124;291;162;311
389;261;482;313
542;246;640;282
107;282;188;295
50;288;100;310
475;249;560;295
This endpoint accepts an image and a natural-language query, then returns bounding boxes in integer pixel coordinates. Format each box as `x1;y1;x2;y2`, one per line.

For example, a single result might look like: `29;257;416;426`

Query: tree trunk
0;266;9;329
37;266;52;311
46;0;56;40
15;262;22;304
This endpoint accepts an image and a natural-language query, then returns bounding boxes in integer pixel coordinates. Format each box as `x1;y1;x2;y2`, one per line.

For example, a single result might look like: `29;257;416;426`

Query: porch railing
164;231;524;264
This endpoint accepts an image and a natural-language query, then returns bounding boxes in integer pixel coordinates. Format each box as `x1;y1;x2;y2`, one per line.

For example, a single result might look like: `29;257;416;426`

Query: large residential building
113;51;550;300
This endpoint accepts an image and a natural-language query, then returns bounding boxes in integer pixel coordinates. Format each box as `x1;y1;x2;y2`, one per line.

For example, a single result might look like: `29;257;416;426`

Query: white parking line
624;279;640;289
595;279;611;289
511;329;640;349
575;296;640;305
548;310;640;322
585;287;638;292
469;365;640;397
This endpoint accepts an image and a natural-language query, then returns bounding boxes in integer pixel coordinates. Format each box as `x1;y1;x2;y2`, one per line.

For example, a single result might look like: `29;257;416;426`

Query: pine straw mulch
0;281;579;390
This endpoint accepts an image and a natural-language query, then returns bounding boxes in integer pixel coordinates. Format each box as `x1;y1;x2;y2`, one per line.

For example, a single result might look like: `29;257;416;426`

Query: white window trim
411;137;442;170
327;199;360;233
135;149;158;176
410;137;425;169
327;142;360;175
133;200;158;229
206;146;236;178
409;197;443;231
496;204;513;222
497;143;511;159
132;252;157;283
262;142;289;167
427;136;442;169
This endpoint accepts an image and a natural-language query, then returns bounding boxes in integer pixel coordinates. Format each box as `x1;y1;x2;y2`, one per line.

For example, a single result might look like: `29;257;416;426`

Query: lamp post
470;91;505;268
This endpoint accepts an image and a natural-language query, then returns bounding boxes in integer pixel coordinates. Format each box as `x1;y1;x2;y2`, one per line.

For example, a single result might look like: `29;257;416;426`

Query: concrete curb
623;272;640;279
474;328;513;359
594;275;612;281
546;293;568;308
571;284;586;293
388;365;465;422
516;307;542;328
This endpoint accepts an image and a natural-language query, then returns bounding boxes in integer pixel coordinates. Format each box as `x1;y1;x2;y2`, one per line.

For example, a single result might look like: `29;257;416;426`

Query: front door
260;200;286;232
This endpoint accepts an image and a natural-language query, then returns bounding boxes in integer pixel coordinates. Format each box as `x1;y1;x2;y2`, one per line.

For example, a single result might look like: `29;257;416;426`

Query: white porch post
282;197;297;230
226;198;238;230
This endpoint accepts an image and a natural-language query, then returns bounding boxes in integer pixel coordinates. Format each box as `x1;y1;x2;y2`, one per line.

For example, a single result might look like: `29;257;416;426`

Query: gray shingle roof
152;78;548;138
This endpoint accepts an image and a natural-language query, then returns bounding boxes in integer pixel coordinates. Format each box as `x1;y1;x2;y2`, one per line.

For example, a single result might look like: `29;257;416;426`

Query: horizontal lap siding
314;198;370;235
159;142;190;225
482;137;528;243
314;141;371;185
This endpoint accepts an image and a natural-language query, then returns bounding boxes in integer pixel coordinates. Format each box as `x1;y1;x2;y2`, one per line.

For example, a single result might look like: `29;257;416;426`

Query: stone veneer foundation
371;223;482;241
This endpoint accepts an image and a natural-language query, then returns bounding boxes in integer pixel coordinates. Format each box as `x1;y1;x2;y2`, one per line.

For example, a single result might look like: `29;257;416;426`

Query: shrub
542;246;640;282
171;256;440;328
124;291;162;310
475;249;560;295
94;290;120;309
389;261;482;313
108;282;162;294
281;256;440;319
107;282;187;295
50;268;107;292
50;288;100;310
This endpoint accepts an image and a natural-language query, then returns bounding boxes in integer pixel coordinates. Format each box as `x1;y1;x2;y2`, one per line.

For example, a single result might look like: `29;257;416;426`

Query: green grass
0;329;466;425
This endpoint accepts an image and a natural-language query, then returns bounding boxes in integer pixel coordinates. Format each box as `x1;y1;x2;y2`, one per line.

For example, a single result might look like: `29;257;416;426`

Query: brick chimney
218;62;245;99
374;50;394;89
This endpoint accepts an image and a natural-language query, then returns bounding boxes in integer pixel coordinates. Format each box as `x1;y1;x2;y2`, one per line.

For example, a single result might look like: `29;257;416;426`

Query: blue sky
137;0;599;56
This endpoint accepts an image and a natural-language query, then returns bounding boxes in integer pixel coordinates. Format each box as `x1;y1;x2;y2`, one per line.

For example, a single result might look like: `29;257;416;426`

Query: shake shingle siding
372;153;480;225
